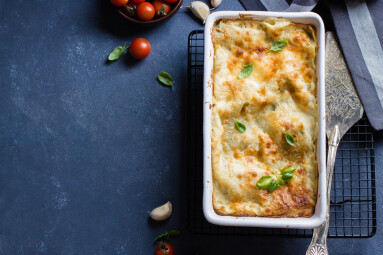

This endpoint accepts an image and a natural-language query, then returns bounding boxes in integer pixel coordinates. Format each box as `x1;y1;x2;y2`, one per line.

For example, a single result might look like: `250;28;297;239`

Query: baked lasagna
211;18;318;217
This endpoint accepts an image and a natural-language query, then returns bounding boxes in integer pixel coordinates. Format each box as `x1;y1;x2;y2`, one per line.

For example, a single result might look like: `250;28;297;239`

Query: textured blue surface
0;0;381;254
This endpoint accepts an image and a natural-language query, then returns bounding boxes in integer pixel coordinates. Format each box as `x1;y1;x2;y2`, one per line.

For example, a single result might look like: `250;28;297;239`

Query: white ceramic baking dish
203;11;326;229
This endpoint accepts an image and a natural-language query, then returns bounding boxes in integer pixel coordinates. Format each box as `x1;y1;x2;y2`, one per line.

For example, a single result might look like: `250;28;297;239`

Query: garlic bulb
211;0;222;8
149;201;172;221
186;1;210;24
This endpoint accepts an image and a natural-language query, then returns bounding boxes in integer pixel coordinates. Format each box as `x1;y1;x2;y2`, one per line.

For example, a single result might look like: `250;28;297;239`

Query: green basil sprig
256;166;296;192
281;167;296;181
256;176;272;189
235;121;246;132
238;64;254;79
158;72;174;87
154;229;180;243
284;131;295;146
256;176;278;191
108;42;127;61
270;39;288;52
267;180;278;191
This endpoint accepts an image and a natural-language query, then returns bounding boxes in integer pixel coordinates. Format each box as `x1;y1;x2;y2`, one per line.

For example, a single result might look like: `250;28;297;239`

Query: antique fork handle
306;126;340;255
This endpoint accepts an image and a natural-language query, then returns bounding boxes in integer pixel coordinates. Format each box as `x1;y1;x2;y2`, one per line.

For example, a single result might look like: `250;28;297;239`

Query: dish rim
202;11;326;229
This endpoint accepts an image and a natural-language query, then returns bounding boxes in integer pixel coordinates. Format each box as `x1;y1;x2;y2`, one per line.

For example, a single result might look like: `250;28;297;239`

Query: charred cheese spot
212;18;318;218
236;48;244;56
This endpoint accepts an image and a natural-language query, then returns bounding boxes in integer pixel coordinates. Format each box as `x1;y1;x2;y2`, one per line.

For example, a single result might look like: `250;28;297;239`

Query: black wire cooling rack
186;30;377;238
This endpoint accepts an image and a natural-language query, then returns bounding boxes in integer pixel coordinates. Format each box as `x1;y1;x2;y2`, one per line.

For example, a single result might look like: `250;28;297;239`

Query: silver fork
306;32;363;255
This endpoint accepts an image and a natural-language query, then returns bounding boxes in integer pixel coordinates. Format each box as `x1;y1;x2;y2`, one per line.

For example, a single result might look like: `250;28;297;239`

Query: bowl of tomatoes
111;0;183;25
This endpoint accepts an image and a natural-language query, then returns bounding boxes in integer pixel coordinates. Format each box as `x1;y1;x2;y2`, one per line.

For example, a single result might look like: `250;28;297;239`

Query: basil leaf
154;233;167;243
282;173;293;181
167;229;180;238
154;229;180;243
108;42;127;61
284;131;295;146
281;167;296;175
277;178;284;186
270;39;288;52
158;72;174;87
238;64;254;79
267;180;278;191
256;176;272;189
235;121;246;132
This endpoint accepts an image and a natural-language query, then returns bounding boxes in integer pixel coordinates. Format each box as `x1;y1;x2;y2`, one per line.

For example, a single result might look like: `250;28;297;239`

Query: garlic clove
211;0;222;9
150;201;172;221
188;1;210;24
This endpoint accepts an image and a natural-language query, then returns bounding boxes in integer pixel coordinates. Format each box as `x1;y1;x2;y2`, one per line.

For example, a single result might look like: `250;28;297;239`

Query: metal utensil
306;32;364;255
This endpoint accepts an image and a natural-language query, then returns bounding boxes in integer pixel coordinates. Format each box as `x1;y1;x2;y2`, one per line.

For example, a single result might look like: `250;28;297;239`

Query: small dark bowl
117;0;183;25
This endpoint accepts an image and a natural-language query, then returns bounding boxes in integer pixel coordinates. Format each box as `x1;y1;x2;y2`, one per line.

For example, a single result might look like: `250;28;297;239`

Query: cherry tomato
136;2;155;21
155;243;175;255
129;38;151;59
164;0;178;3
153;0;171;16
132;0;145;3
110;0;128;7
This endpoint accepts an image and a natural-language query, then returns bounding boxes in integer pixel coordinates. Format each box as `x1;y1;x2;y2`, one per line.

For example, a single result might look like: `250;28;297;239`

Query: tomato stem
160;242;168;255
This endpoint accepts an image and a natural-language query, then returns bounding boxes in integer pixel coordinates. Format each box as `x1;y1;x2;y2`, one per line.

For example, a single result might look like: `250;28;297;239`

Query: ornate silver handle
306;126;340;255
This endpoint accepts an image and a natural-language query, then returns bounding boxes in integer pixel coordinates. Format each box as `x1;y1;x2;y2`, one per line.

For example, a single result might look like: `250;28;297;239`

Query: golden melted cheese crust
211;18;318;217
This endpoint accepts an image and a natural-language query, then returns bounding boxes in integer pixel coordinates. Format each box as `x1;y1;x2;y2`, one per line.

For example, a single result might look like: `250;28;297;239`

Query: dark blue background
0;0;381;254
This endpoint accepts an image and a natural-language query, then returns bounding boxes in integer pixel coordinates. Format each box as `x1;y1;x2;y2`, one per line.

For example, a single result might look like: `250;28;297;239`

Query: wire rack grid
186;30;377;238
